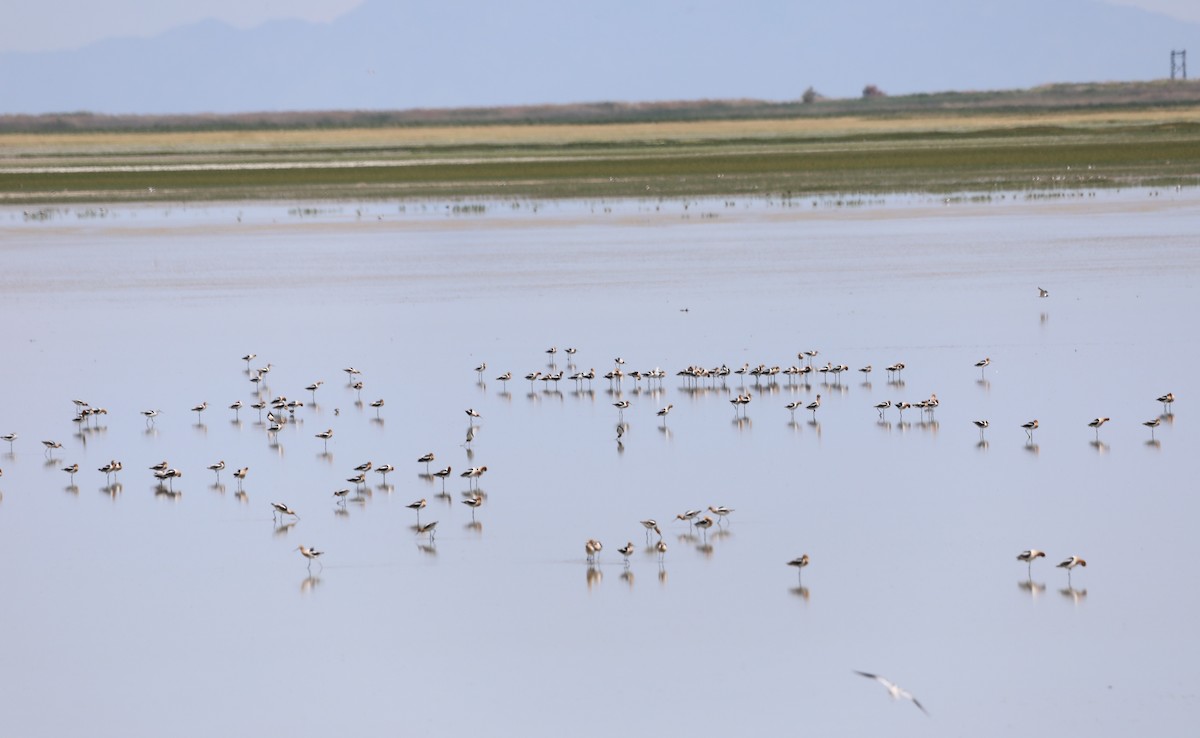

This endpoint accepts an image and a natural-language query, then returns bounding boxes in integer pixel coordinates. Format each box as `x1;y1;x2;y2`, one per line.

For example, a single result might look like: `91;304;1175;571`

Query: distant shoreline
3;82;1199;205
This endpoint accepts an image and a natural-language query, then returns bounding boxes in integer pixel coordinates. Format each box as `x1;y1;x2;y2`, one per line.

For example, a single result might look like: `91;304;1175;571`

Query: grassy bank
3;85;1199;204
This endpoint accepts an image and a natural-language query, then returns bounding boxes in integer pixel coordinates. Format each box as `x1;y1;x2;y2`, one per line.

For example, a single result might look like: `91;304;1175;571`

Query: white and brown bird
191;402;208;421
1057;555;1087;583
585;539;603;564
788;554;810;583
1088;417;1110;439
973;419;990;440
1038;286;1050;298
1157;392;1175;413
207;460;225;480
1143;417;1161;438
316;428;334;450
854;671;929;716
233;467;249;490
271;502;300;521
656;539;668;563
1017;549;1046;576
1021;419;1039;441
296;545;323;571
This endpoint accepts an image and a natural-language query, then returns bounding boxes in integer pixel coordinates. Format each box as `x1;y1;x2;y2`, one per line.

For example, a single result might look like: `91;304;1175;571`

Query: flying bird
854;671;929;716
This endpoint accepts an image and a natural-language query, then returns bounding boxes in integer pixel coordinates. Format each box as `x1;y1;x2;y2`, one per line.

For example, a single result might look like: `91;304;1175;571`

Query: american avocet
333;488;350;504
316;428;334;450
1021;419;1039;441
462;493;483;519
1057;555;1086;584
433;466;451;491
859;365;872;378
525;371;541;390
2;433;16;451
271;502;299;521
1157;392;1175;413
229;400;242;420
149;460;169;473
42;440;62;457
496;371;511;387
640;519;661;543
618;542;634;565
585;539;602;564
895;401;912;421
191;402;208;421
806;394;821;420
1143;417;1161;438
375;464;395;482
885;362;905;380
417;452;435;472
656;539;668;563
306;381;324;401
242;353;257;369
973;419;989;440
854;672;929;716
1088;417;1110;440
98;460;118;483
1017;549;1046;577
140;410;159;425
370;399;385;417
296;545;323;571
354;461;373;473
874;400;892;418
346;472;366;488
656;404;674;423
343;367;361;382
474;362;487;381
1038;287;1049;298
786;401;802;419
613;400;630;420
154;468;182;490
207;460;225;481
460;466;487;487
417;520;438;541
465;408;481;424
787;554;809;583
676;509;701;525
63;463;78;483
407;498;427;523
233;467;248;490
975;357;991;377
708;505;734;524
694;516;714;538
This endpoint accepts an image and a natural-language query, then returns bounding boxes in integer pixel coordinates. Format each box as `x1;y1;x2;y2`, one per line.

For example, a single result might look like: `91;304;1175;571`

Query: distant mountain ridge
0;0;1194;115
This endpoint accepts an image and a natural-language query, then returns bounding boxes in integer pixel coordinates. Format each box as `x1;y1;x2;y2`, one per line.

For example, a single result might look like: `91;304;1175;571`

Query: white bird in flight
854;671;929;716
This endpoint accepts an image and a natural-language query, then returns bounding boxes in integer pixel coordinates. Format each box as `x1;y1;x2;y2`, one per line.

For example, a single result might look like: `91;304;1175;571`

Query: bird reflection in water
300;575;321;594
464;520;482;535
1018;579;1046;599
1145;438;1162;450
1090;440;1109;454
586;565;602;591
1024;443;1040;456
620;569;634;589
1060;586;1087;605
235;490;249;504
976;439;989;451
274;521;296;537
417;542;437;557
103;482;124;498
732;416;751;431
334;506;349;519
790;586;811;602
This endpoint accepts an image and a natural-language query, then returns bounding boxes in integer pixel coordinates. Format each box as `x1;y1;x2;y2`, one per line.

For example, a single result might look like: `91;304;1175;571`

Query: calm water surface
1;192;1197;737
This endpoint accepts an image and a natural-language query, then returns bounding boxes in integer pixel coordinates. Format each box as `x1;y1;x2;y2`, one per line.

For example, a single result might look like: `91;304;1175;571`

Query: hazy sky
2;0;1197;53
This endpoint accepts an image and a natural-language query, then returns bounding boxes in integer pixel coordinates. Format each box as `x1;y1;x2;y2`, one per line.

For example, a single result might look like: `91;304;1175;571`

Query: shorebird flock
0;290;1180;718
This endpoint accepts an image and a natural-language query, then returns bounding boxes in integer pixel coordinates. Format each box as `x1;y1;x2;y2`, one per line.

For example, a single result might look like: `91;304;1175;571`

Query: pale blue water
0;191;1197;737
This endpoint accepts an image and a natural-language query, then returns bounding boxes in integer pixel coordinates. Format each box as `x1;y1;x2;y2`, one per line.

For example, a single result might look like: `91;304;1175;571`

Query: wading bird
1016;549;1045;577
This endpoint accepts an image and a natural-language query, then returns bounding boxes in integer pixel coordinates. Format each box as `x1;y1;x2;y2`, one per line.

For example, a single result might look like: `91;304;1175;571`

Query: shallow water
0;191;1197;737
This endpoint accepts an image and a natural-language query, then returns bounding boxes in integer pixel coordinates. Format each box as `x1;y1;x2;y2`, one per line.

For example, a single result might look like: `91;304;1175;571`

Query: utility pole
1171;50;1187;81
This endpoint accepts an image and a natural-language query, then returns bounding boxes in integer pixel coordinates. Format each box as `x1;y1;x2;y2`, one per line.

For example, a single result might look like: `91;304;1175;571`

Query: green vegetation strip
3;125;1199;204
